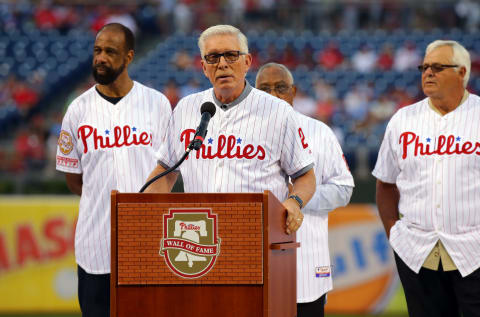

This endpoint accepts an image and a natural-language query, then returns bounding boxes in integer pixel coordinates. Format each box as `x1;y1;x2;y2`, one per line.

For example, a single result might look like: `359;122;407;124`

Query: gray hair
255;62;295;86
426;40;471;88
198;25;249;57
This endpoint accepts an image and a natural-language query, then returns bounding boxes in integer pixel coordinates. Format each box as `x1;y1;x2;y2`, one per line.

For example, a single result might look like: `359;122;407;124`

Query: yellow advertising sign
0;196;80;313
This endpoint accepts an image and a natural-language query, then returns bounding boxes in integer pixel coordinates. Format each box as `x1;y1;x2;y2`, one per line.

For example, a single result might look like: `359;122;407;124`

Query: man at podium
145;24;316;235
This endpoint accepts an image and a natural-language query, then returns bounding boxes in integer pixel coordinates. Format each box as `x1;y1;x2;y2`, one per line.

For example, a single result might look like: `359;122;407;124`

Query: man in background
373;40;480;317
256;62;354;317
56;23;172;317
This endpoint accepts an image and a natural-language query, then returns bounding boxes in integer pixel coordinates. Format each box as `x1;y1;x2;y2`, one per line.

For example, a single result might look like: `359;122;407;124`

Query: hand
282;198;304;234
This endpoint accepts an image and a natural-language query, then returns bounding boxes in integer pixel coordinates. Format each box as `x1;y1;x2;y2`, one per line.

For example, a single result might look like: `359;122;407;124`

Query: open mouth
217;75;232;80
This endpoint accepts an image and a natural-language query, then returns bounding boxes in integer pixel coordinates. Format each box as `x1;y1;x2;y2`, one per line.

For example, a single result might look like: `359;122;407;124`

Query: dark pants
394;253;480;317
297;294;325;317
77;265;110;317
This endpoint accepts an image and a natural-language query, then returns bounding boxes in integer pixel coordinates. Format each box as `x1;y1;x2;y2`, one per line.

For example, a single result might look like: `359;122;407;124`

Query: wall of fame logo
160;208;221;279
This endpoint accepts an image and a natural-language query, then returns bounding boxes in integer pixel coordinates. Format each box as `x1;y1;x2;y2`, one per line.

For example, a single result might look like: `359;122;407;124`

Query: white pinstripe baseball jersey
295;112;354;303
372;92;480;277
156;84;314;201
56;81;172;274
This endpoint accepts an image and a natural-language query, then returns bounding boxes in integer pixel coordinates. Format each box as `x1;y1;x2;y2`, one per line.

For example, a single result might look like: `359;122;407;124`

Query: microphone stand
139;131;204;193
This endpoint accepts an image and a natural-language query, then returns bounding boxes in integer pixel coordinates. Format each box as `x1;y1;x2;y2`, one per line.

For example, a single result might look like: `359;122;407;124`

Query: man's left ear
126;50;134;65
245;53;252;68
292;85;297;99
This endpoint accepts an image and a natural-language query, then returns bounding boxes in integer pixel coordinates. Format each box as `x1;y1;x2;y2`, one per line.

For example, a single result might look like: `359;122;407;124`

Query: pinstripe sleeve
151;91;172;153
56;101;82;174
155;110;177;169
280;105;315;176
372;115;400;183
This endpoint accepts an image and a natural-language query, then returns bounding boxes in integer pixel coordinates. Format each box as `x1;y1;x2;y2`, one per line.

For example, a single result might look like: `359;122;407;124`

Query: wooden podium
111;191;299;317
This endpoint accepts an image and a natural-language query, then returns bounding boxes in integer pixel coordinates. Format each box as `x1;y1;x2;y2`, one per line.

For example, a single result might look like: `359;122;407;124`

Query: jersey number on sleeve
298;128;309;149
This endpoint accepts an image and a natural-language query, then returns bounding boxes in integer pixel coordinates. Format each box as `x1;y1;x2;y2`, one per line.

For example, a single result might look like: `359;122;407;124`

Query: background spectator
352;45;377;73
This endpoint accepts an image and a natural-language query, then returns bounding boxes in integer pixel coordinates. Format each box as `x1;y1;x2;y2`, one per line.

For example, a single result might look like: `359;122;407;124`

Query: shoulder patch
58;130;74;155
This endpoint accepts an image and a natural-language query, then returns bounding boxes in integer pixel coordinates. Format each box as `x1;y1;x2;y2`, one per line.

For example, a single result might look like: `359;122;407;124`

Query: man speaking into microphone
145;24;315;234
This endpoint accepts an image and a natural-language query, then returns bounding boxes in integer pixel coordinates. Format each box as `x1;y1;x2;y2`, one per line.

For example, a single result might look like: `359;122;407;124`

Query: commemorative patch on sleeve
58;130;74;155
56;156;79;168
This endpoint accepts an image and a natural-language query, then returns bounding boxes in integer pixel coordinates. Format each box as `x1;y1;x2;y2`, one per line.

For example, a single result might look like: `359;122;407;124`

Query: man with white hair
146;25;316;236
373;40;480;316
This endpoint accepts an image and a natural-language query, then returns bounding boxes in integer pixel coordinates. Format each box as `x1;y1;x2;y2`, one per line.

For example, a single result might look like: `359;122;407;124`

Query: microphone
190;102;216;150
139;101;217;193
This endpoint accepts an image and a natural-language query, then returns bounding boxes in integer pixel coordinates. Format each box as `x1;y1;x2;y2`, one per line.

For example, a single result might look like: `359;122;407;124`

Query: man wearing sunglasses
146;25;316;237
373;40;480;317
256;63;354;317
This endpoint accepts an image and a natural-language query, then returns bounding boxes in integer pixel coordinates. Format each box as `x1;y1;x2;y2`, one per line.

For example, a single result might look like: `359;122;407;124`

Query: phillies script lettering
181;129;266;160
399;132;480;159
180;222;200;231
78;125;152;153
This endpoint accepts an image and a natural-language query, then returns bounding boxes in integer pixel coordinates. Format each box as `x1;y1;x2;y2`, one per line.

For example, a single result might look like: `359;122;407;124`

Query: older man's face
256;66;296;106
201;34;251;99
421;45;465;99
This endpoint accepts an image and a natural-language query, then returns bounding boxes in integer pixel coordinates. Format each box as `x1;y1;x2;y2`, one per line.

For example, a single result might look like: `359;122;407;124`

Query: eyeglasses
203;51;246;64
417;63;458;73
258;84;292;95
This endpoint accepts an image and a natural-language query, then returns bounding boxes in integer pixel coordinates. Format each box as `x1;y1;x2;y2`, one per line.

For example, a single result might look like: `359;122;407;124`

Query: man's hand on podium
283;198;304;234
282;169;315;234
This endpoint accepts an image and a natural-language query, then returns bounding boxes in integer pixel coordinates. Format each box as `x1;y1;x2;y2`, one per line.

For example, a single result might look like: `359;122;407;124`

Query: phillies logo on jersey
77;124;152;153
399;131;480;159
160;208;221;279
180;129;266;160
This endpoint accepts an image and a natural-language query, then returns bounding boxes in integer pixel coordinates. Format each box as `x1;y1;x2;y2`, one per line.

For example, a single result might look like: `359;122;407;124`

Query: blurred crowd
159;41;422;124
167;40;424;76
3;0;480;35
154;0;480;34
1;0;480;183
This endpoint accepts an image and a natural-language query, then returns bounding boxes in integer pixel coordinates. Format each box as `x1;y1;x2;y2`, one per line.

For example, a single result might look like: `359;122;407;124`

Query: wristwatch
288;194;304;209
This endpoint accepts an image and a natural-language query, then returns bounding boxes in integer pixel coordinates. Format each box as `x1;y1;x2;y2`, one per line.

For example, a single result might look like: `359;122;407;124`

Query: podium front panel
116;202;263;285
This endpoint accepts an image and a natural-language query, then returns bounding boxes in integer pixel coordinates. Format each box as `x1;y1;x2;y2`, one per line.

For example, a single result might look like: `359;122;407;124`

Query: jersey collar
428;89;469;116
212;80;253;111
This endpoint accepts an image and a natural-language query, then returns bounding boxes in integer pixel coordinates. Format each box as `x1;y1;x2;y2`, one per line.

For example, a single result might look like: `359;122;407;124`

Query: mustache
94;64;109;70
